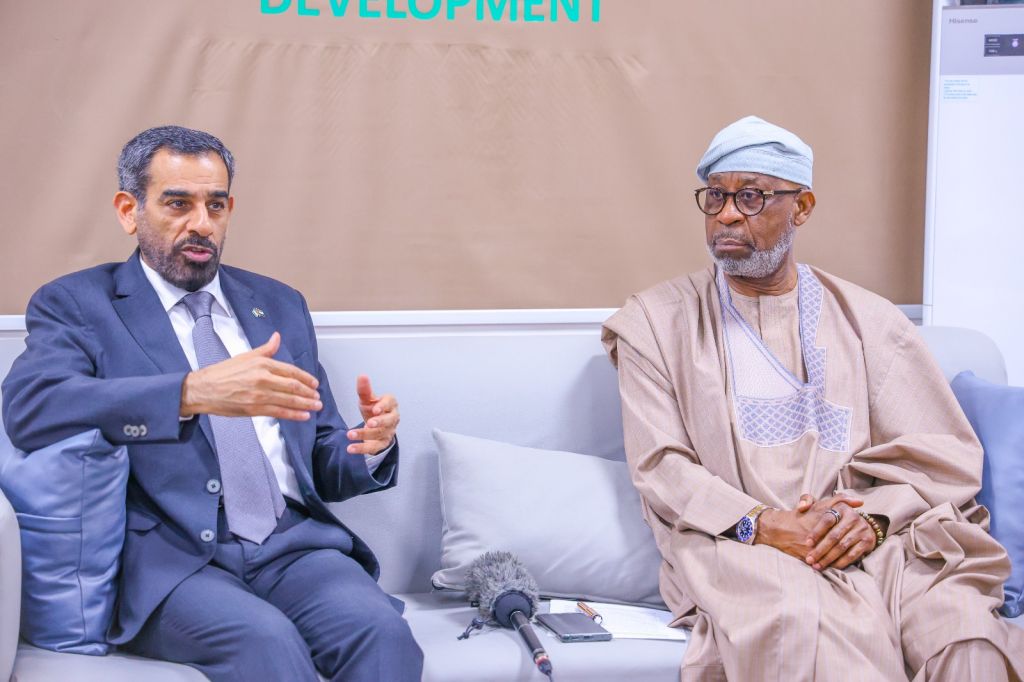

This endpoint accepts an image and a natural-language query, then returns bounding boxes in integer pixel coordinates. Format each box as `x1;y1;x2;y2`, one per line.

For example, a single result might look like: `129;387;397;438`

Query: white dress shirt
139;259;386;501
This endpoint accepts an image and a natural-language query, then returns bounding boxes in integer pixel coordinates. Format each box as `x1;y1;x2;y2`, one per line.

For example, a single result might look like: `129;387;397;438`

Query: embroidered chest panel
718;265;852;452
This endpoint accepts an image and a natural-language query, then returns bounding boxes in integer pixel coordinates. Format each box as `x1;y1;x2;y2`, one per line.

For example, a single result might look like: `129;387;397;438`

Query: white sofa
0;310;1019;681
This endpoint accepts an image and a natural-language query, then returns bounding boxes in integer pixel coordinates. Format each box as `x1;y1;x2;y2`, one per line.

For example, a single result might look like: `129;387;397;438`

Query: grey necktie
182;291;285;544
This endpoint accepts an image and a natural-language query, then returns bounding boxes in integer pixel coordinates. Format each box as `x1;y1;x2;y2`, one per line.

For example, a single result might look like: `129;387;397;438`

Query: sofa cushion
11;642;206;682
0;490;20;682
431;429;664;608
0;429;128;654
951;371;1024;618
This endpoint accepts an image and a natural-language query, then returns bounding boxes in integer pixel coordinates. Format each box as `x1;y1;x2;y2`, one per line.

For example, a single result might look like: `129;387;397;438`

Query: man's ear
793;189;816;226
113;191;140;235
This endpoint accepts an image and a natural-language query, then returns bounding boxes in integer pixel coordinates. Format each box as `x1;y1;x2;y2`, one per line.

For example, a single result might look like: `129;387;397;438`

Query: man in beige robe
602;116;1023;681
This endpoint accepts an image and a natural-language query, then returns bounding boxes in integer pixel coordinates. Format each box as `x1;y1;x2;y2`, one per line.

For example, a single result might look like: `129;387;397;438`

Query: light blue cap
696;116;813;188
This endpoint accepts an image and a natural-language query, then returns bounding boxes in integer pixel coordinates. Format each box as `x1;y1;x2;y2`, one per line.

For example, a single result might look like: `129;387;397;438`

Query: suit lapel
219;269;312;477
113;252;220;449
112;252;193;376
219;270;293;366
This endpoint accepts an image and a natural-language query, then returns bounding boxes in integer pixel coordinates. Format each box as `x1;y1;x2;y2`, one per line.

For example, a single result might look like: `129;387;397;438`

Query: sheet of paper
547;599;688;641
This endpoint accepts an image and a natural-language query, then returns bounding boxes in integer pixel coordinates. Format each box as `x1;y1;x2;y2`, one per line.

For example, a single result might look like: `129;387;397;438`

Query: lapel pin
252;307;266;318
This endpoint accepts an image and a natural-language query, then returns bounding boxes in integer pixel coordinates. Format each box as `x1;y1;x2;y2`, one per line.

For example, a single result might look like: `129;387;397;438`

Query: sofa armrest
0;489;21;682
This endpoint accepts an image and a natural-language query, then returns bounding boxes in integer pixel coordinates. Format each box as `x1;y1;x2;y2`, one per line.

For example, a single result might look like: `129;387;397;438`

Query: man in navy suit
1;126;424;681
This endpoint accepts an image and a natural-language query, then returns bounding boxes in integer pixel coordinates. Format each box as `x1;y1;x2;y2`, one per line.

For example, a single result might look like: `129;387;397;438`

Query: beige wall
0;1;932;313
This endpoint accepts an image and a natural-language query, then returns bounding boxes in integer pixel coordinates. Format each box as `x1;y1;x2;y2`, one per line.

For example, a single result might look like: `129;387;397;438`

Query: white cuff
364;439;395;475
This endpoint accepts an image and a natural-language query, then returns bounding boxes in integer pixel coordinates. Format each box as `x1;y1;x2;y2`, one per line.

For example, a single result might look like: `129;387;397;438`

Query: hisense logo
261;0;602;23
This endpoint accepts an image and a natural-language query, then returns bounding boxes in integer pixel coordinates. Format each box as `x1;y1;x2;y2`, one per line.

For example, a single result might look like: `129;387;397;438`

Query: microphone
465;551;553;679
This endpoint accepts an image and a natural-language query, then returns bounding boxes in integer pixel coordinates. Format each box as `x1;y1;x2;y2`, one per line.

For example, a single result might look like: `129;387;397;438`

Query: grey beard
136;215;222;292
709;221;795;279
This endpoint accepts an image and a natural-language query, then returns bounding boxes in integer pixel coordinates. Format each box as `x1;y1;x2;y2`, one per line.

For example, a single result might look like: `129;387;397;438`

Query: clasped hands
756;493;881;571
180;332;399;455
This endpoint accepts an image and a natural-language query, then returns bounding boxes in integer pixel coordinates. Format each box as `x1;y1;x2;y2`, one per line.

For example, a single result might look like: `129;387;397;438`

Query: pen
576;601;603;624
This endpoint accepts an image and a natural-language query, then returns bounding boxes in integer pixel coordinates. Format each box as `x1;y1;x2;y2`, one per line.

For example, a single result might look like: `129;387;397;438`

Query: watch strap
736;504;769;545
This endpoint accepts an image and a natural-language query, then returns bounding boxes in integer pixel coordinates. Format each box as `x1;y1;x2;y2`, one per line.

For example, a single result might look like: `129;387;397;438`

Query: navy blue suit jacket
1;251;399;643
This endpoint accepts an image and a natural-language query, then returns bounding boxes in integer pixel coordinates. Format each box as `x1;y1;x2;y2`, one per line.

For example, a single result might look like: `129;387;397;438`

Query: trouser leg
122;563;319;682
914;639;1016;682
250;548;423;682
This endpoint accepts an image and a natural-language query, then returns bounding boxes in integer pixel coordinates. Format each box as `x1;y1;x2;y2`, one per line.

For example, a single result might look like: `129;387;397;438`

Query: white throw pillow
431;429;666;608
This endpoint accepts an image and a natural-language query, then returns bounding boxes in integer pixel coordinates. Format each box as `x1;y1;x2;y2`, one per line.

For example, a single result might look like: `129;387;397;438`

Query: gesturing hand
346;375;399;456
801;494;878;571
180;332;322;421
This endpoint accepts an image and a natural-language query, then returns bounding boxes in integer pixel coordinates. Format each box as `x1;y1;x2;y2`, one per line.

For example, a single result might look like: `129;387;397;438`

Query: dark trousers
123;502;423;682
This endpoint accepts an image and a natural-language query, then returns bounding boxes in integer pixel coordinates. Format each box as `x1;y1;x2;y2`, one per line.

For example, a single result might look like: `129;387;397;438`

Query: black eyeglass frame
693;187;804;217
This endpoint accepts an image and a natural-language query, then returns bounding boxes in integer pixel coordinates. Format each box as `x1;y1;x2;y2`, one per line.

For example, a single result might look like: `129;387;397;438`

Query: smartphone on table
535;612;612;642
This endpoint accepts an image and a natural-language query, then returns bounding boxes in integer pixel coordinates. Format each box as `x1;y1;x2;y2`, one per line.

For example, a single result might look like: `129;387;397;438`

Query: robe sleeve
836;312;983;534
606;300;762;537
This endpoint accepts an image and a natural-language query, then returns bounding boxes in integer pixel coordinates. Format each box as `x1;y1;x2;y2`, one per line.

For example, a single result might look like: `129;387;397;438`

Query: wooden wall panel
0;0;932;313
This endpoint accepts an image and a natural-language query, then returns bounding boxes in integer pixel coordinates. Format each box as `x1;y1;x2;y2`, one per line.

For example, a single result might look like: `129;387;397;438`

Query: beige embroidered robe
602;265;1023;682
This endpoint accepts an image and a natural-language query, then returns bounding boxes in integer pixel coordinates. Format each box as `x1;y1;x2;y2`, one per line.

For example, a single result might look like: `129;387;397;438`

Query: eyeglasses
694;187;803;217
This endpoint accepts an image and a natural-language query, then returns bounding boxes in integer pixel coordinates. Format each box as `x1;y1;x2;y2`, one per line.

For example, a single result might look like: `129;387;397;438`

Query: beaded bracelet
857;511;886;549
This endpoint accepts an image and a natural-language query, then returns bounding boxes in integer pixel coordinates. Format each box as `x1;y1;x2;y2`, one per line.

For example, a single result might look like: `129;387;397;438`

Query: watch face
736;517;754;543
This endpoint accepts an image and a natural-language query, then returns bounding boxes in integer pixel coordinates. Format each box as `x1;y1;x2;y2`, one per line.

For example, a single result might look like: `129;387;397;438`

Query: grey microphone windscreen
465;550;540;621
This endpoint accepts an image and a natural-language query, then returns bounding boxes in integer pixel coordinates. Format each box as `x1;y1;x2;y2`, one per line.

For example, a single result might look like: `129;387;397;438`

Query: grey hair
117;126;235;205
